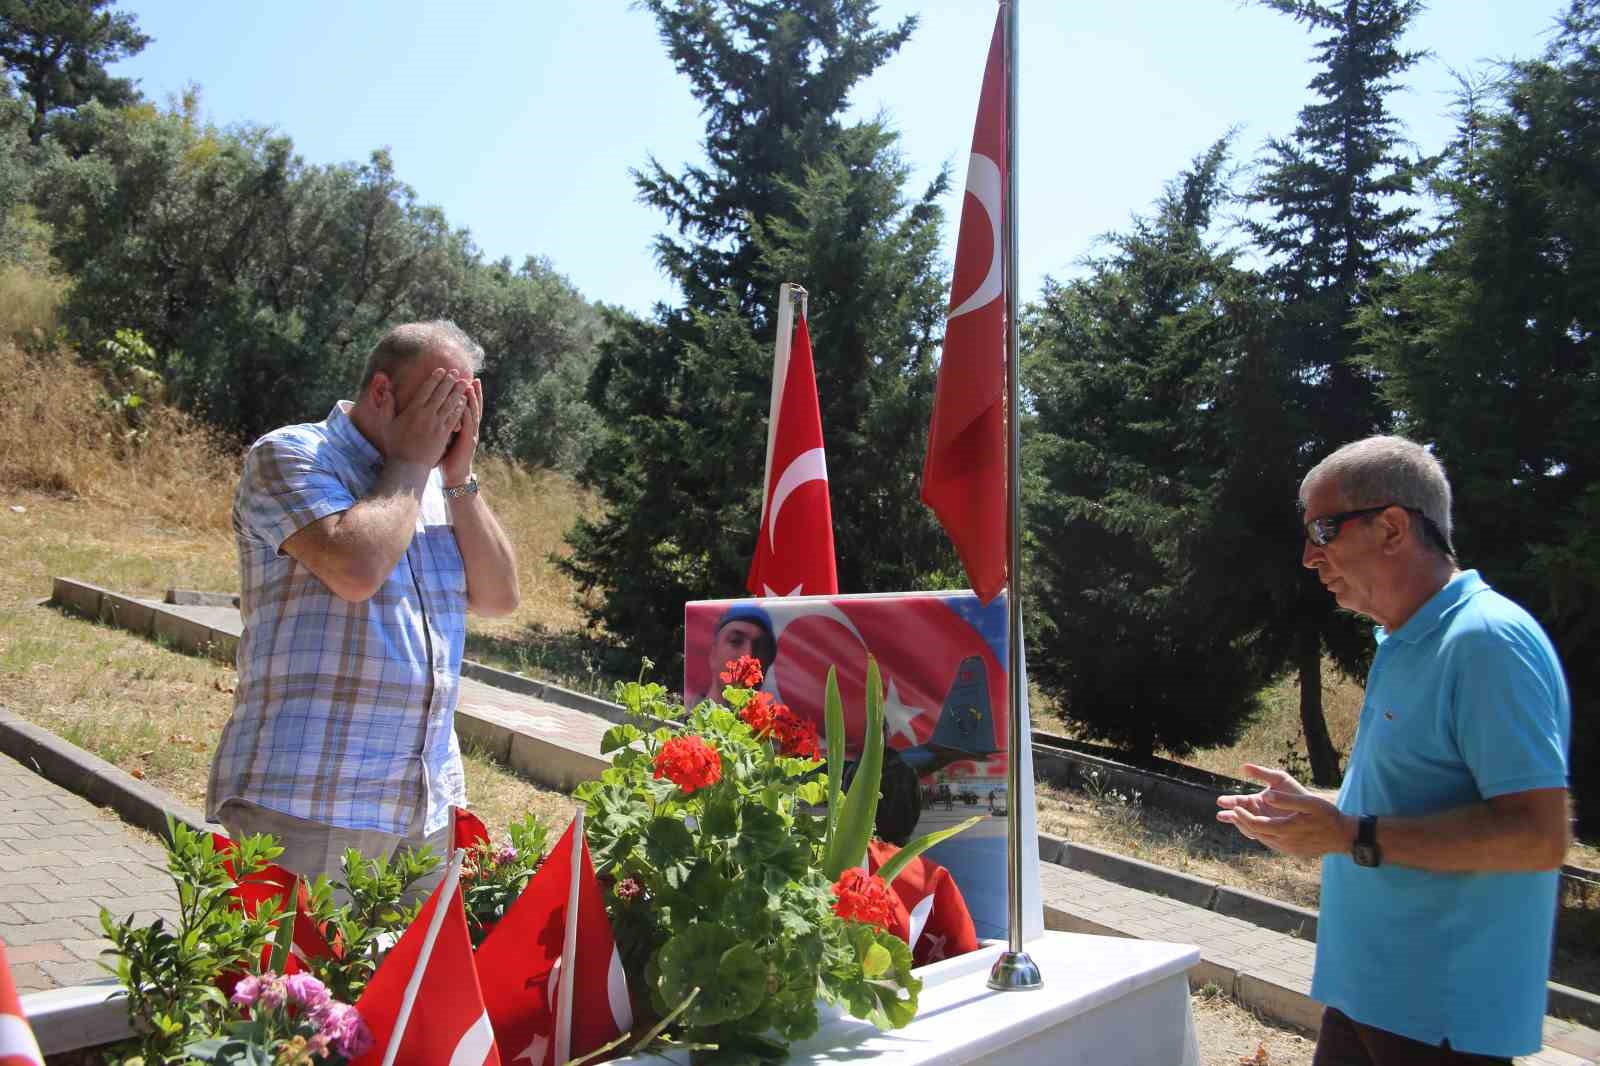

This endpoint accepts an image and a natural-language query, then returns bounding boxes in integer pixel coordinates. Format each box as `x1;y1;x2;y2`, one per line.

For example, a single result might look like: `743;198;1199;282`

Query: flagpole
381;848;467;1066
555;808;585;1065
988;0;1041;993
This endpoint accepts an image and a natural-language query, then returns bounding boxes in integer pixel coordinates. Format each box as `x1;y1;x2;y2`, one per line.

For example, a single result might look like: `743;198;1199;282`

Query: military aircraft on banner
896;654;1001;776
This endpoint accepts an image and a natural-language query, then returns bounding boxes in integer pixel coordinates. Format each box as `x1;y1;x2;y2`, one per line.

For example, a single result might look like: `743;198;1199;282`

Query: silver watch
443;475;479;500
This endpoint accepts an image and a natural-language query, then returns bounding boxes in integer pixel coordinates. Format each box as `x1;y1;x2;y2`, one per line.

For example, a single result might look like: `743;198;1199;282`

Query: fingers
1261;789;1320;812
1241;763;1288;786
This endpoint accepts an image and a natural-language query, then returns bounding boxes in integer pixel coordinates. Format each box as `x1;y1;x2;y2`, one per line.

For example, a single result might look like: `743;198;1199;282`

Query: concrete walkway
0;750;177;992
1039;861;1600;1066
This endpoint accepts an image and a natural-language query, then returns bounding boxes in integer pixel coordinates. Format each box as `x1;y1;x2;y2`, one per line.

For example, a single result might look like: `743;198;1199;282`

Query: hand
1216;764;1354;859
440;377;482;488
378;368;469;470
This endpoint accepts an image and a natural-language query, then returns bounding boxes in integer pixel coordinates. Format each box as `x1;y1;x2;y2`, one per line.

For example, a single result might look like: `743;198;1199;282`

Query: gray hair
1302;435;1454;555
358;320;485;393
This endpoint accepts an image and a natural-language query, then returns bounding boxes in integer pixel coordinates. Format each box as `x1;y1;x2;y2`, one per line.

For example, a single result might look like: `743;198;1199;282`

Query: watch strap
443;475;479;500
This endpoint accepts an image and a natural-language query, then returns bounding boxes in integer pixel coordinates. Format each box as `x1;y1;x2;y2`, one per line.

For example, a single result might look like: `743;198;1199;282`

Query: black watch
1352;814;1381;867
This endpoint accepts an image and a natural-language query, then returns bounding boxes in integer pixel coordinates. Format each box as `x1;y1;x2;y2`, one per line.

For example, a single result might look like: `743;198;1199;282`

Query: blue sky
110;1;1563;315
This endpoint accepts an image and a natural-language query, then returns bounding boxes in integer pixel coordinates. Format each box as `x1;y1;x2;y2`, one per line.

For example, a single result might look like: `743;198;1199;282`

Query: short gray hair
358;320;485;393
1302;435;1454;555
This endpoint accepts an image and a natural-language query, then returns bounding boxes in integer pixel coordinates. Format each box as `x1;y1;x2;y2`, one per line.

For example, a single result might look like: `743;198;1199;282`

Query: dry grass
1036;776;1325;912
1191;983;1316;1066
1176;665;1367;785
0;263;66;347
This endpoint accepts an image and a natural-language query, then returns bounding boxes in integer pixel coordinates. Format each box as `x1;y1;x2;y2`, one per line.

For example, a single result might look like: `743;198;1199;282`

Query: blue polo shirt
1312;571;1570;1057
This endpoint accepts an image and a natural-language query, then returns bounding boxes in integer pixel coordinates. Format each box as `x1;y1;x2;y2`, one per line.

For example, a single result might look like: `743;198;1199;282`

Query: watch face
1352;842;1380;868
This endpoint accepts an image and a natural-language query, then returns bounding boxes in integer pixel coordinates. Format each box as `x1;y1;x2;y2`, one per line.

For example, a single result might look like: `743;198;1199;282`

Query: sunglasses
1302;504;1454;554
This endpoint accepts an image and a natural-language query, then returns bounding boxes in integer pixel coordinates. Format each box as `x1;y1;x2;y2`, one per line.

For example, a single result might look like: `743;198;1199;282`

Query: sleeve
1451;621;1571;800
237;434;356;554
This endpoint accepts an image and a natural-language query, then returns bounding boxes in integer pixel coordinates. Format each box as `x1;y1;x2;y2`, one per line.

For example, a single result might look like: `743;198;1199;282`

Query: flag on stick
352;851;499;1066
747;283;838;598
0;942;43;1066
476;812;632;1066
921;11;1009;604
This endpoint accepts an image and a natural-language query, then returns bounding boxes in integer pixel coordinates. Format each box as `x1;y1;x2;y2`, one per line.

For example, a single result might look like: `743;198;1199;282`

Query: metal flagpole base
987;949;1043;991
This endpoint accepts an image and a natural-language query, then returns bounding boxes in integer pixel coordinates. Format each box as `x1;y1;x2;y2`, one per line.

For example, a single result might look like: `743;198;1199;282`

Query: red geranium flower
831;868;897;930
720;655;764;690
653;735;723;794
772;706;821;761
738;691;779;736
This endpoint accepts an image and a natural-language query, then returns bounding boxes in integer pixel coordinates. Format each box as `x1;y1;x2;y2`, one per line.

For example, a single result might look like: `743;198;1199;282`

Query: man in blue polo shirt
1217;435;1570;1064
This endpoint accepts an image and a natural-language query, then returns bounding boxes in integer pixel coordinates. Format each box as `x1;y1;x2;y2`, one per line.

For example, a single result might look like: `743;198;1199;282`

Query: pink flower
494;843;518;866
256;973;288;1011
229;974;263;1008
284;972;330;1013
315;1001;373;1060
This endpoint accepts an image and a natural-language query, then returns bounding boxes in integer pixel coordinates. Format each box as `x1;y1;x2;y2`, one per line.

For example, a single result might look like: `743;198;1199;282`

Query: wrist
443;473;479;501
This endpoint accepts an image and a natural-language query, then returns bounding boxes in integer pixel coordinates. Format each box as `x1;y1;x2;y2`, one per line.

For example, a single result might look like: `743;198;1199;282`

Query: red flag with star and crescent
868;841;980;967
475;818;632;1066
922;11;1008;605
747;313;838;598
0;941;44;1066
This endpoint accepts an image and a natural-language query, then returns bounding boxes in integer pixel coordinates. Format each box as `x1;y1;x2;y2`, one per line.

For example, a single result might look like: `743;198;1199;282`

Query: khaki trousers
218;799;453;905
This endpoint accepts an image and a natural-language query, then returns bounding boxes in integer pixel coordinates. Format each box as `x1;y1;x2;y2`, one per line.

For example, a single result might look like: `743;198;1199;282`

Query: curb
0;707;215;839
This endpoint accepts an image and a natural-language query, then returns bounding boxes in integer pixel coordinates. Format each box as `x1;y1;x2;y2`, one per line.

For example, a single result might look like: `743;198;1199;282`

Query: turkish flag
747;314;839;598
476;819;632;1066
868;841;980;967
352;879;499;1066
0;942;44;1066
455;806;492;852
921;11;1009;605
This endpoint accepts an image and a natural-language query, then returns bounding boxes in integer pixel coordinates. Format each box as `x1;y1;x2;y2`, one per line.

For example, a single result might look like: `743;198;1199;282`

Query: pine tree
1245;0;1431;784
1024;140;1288;756
1359;1;1600;826
0;0;149;144
562;1;954;668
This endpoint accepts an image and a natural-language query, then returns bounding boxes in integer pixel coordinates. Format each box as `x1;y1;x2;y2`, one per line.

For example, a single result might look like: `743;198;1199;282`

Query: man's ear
1379;506;1411;554
367;371;393;412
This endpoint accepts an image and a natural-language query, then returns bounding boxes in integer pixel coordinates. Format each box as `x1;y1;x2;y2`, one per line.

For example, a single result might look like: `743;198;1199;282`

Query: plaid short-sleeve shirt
206;401;468;836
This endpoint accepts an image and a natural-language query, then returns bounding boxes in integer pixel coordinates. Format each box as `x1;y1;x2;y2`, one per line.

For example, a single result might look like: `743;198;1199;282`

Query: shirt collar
327;400;382;471
1376;569;1487;646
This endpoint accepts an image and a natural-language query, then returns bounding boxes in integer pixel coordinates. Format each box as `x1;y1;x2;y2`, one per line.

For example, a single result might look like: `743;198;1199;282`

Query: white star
762;582;805;597
923;930;949;962
882;678;927;747
513;1035;548;1066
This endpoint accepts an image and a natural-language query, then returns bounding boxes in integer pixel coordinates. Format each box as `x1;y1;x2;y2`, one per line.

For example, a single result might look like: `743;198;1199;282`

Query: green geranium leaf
861;941;892;979
658;925;751;1025
601;723;645;754
701;794;739;839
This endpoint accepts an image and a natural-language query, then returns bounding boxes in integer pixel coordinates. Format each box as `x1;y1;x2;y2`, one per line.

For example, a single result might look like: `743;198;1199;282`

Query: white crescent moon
948;152;1003;320
768;447;829;552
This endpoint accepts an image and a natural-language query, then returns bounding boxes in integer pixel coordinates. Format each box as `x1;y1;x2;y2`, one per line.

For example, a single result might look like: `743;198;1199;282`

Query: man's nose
1301;537;1323;570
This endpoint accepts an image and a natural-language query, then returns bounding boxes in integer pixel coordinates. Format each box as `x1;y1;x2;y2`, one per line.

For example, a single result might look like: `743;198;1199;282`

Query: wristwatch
443;475;479;500
1352;814;1381;867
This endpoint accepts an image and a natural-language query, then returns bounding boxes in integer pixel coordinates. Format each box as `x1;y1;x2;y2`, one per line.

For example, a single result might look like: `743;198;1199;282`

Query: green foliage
96;327;164;432
1359;1;1600;826
562;0;955;670
460;813;550;946
322;845;440;1000
0;0;149;144
33;96;604;453
1232;0;1432;782
576;661;926;1061
98;817;282;1063
1022;139;1280;756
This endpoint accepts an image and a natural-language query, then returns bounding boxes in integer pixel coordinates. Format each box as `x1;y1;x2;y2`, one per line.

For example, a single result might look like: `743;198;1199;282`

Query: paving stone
4;941;72;965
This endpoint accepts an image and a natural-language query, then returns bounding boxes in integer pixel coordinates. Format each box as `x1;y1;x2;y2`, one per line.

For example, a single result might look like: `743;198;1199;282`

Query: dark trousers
1312;1007;1514;1066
